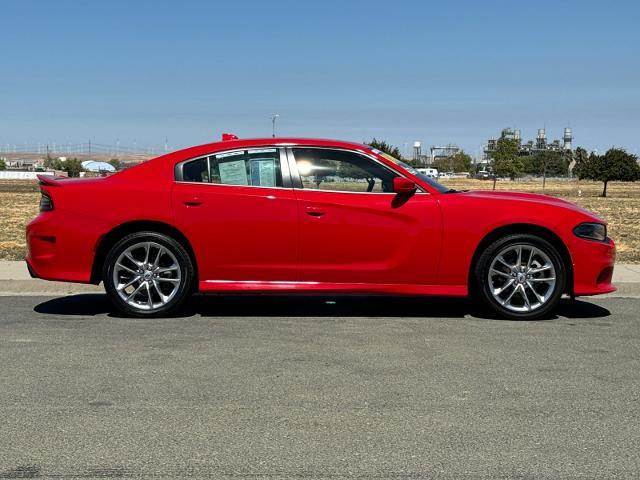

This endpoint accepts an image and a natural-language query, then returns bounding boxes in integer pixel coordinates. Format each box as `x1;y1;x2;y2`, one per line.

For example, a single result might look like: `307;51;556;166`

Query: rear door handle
183;197;202;207
305;206;325;217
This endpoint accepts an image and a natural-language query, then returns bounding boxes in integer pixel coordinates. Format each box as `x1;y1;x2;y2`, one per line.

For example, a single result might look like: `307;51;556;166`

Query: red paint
26;137;616;297
172;182;298;281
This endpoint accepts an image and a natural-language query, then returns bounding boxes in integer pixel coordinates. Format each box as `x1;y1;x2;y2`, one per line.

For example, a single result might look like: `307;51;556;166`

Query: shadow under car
33;293;611;321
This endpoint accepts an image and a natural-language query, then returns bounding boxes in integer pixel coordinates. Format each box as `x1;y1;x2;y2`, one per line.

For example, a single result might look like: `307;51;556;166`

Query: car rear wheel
474;234;566;320
103;232;194;317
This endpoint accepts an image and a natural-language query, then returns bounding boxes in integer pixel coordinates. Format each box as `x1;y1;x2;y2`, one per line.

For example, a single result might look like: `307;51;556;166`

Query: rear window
178;148;283;188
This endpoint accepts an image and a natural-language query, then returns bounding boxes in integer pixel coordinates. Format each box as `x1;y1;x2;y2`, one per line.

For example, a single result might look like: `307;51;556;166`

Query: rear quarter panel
28;157;174;282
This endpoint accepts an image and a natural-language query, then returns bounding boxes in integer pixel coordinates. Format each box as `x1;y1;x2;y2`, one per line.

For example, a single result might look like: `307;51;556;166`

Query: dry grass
0;180;40;261
1;178;638;262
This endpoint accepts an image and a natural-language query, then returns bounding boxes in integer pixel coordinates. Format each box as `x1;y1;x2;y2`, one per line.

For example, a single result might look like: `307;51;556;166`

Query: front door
289;147;442;286
172;147;298;283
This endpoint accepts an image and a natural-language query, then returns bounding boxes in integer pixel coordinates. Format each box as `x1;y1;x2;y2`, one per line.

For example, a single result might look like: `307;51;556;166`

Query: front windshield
372;149;452;193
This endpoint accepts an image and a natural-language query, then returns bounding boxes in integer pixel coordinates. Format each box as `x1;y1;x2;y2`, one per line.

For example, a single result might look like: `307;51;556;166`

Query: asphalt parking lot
0;294;639;479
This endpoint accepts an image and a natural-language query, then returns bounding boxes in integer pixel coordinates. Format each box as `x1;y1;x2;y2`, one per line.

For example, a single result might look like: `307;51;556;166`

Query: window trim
286;146;427;194
174;147;292;189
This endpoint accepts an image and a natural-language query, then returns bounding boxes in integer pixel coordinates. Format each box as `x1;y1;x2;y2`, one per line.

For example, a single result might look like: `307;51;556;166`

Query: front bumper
571;236;616;296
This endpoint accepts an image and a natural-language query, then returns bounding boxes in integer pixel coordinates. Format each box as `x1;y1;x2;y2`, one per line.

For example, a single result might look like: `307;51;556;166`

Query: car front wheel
103;232;194;317
475;234;566;320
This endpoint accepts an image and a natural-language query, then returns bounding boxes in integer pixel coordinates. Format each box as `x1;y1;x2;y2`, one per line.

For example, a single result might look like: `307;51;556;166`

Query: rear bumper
26;210;105;284
571;237;616;296
26;259;38;279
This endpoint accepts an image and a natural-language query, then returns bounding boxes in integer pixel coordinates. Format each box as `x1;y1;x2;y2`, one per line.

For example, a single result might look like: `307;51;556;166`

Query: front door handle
305;206;325;217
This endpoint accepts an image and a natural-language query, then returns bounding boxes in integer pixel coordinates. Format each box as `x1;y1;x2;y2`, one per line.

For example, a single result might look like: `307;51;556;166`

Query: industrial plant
410;127;573;171
412;142;461;165
484;127;573;161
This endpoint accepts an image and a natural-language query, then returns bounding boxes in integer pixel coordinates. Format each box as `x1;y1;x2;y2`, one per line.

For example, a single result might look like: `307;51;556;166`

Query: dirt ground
1;178;638;262
0;180;39;262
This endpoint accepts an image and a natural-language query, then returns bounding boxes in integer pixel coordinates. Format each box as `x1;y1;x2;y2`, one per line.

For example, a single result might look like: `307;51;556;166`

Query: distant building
430;145;461;169
3;157;43;171
484;127;573;162
411;141;461;168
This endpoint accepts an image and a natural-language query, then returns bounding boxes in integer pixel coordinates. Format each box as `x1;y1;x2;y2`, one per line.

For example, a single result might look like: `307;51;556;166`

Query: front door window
292;148;397;193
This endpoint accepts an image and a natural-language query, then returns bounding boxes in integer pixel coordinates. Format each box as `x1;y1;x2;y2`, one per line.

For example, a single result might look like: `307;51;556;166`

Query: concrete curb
602;283;640;298
1;261;640;297
0;280;102;296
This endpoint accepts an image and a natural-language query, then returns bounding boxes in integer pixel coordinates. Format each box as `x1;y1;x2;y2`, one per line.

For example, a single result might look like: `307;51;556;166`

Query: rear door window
210;148;282;187
178;148;283;187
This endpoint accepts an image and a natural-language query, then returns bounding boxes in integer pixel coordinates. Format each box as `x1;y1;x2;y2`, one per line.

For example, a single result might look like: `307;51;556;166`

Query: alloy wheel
487;243;557;313
112;241;182;311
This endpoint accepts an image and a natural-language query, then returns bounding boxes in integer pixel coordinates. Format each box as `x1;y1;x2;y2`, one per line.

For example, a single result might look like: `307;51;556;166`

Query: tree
576;148;640;197
43;153;57;170
41;155;84;177
521;151;568;191
403;158;424;168
366;138;403;160
432;157;450;173
491;137;523;187
108;158;122;170
521;151;567;177
53;158;84;177
451;151;472;173
61;158;84;178
0;158;6;171
433;151;473;173
572;147;590;178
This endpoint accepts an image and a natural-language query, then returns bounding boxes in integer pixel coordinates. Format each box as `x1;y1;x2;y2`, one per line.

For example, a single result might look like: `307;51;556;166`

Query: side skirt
199;280;467;297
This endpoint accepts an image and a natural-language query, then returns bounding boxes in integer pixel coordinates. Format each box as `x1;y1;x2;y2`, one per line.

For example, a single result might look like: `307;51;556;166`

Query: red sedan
26;137;616;319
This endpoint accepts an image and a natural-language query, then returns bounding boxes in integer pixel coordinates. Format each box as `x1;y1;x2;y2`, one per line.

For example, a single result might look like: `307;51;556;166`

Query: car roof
165;137;373;162
129;137;441;194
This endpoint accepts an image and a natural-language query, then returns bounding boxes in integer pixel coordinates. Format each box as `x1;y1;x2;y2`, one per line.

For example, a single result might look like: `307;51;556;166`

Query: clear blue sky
1;0;639;157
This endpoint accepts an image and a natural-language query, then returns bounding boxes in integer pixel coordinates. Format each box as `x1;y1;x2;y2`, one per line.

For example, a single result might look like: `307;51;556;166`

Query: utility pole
271;114;279;138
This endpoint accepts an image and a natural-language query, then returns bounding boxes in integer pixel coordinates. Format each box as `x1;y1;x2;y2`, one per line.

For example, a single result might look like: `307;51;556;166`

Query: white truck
416;167;438;178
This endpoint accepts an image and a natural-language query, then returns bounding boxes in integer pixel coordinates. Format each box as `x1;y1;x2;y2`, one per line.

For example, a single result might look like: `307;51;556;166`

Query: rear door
172;147;298;282
288;147;442;285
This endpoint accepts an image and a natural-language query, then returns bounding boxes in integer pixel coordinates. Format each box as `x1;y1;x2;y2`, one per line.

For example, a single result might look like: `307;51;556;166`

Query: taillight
39;192;54;211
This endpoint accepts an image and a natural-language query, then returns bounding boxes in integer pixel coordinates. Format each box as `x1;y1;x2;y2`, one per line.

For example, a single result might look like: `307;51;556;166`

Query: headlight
573;222;607;242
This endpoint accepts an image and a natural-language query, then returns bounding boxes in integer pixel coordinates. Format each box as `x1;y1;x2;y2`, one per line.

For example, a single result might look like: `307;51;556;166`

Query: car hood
455;190;605;222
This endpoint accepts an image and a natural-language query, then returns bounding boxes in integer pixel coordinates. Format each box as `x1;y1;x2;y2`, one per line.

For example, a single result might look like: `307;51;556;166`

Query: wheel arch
90;220;198;285
468;223;574;296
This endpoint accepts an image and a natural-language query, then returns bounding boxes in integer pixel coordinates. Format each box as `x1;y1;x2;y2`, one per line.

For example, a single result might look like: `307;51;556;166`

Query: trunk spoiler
37;174;67;187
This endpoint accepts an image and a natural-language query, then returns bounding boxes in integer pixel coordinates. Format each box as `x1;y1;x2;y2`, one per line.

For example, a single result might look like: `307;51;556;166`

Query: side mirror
393;177;417;194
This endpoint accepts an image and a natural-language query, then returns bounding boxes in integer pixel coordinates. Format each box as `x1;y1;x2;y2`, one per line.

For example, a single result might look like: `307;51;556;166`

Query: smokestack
563;127;573;150
536;128;546;149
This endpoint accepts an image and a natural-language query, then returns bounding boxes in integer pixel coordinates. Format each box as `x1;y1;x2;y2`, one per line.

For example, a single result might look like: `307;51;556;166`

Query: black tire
103;231;195;317
474;233;566;320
